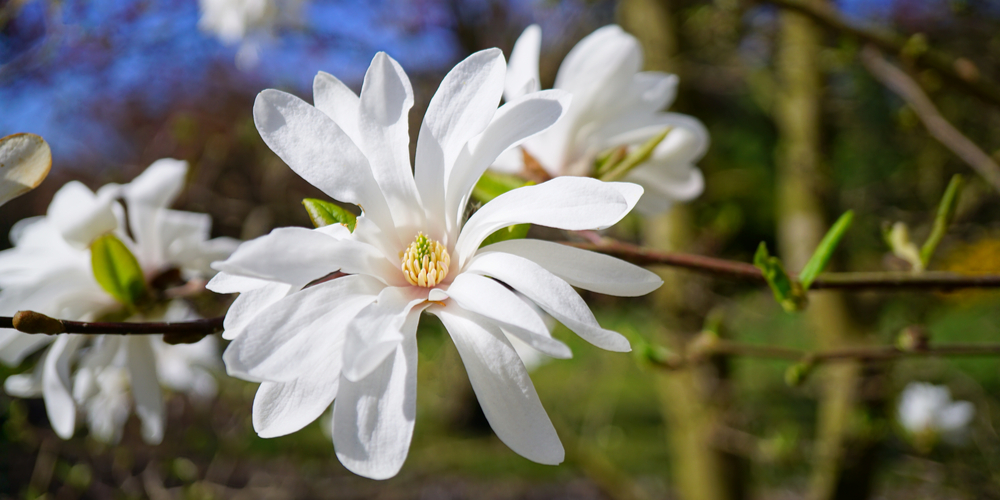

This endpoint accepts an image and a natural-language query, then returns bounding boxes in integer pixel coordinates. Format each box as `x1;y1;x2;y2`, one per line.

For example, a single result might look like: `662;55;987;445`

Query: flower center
400;232;450;288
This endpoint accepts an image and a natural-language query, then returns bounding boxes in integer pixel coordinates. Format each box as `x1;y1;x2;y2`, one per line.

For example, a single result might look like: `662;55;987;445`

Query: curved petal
443;273;571;358
628;164;704;215
431;305;563;465
554;25;641;95
357;52;423;233
446;90;570;238
631;72;678;112
333;330;418;480
466;252;630;352
313;71;361;145
414;48;506;235
123;158;188;210
43;335;85;439
600;112;709;166
224;275;383;382
220;281;294;340
206;271;273;294
47;181;119;248
0;330;52;365
0;133;51;207
253;369;339;439
253;89;397;239
478;239;661;297
504;25;542;102
454;177;642;268
341;286;428;382
127;336;165;444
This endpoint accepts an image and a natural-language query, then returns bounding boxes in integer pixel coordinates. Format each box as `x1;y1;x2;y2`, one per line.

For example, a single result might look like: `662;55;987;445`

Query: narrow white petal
253;370;340;438
600;112;709;166
0;330;52;365
432;306;563;465
253;89;397;238
478;239;661;296
206;271;271;294
938;401;975;432
554;25;641;96
224;275;383;382
445;90;570;237
220;281;294;340
504;25;542;101
414;48;506;233
341;286;428;382
43;335;85;439
4;350;46;397
0;133;51;206
454;177;642;268
629;164;704;215
444;273;571;358
357;52;424;233
313;71;361;145
466;252;631;352
333;332;418;480
123;158;188;209
127;336;165;444
47;181;119;248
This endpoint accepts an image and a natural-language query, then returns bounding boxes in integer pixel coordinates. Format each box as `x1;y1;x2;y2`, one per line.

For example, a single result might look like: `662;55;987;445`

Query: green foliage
754;242;806;313
799;210;854;290
480;223;531;248
471;171;530;203
90;233;147;308
920;174;964;268
302;198;357;231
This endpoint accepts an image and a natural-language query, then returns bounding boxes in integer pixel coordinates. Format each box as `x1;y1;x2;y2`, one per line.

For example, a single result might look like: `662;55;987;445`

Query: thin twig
860;46;1000;192
569;240;1000;290
759;0;1000;107
4;311;223;344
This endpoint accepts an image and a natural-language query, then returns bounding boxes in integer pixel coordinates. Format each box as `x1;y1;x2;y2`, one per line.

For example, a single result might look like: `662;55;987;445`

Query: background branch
3;311;222;344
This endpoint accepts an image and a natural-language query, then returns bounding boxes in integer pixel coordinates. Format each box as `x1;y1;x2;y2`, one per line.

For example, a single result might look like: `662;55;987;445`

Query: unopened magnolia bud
896;325;930;352
12;310;65;334
785;359;815;387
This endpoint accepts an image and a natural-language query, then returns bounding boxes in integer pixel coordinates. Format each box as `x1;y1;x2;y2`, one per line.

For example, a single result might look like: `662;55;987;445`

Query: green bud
91;233;148;307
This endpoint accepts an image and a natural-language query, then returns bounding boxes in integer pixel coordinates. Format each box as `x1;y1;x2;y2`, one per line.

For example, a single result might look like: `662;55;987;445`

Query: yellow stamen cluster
400;233;450;287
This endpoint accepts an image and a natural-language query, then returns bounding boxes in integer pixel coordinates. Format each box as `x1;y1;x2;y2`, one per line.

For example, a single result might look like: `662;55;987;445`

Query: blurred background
3;0;1000;498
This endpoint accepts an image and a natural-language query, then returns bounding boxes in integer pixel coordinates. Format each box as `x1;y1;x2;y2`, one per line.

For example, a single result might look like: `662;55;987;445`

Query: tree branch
569;240;1000;290
758;0;1000;107
4;311;223;344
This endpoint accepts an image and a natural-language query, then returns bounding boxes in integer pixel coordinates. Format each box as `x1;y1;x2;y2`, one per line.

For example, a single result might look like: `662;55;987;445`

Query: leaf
920;174;964;268
472;171;532;204
597;126;672;182
91;233;147;307
799;210;854;289
754;242;806;313
479;223;531;249
302;198;357;231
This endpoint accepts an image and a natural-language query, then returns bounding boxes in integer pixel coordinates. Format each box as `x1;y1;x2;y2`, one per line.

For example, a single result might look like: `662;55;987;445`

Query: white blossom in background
211;48;662;479
0;159;237;444
897;382;975;446
494;24;709;215
0;133;51;207
198;0;302;70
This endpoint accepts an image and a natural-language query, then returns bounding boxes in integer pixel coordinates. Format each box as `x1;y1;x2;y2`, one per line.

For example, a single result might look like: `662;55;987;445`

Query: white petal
554;25;641;96
504;25;541;102
443;273;571;358
357;52;424;234
253;89;397;238
205;271;270;294
313;71;361;145
43;335;85;439
432;305;563;465
478;239;661;296
221;281;294;340
445;90;570;237
253;370;340;438
341;286;428;382
631;72;678;112
123;158;188;209
454;177;642;268
4;350;46;397
628;164;704;216
224;275;383;382
0;133;51;206
414;48;506;235
333;331;418;480
126;336;165;445
601;112;709;166
0;330;52;365
47;181;119;248
937;401;975;432
466;252;630;352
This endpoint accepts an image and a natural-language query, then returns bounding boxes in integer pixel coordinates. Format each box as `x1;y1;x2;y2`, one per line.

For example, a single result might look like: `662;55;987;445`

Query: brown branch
759;0;1000;107
860;46;1000;193
5;311;223;344
569;240;1000;290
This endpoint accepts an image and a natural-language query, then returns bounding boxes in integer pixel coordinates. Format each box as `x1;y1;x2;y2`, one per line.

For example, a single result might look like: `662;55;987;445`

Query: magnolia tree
1;13;997;498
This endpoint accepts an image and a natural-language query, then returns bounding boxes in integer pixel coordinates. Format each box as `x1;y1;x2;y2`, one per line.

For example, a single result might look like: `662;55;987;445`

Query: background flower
897;382;975;448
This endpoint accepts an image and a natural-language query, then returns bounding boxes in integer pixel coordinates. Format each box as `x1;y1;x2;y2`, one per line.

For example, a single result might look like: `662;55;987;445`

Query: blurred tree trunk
620;2;746;500
774;5;879;499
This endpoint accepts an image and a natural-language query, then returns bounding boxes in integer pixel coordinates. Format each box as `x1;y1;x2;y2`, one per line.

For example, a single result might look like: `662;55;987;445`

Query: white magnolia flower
897;382;975;446
0;159;236;444
493;24;709;215
0;133;51;207
211;48;662;479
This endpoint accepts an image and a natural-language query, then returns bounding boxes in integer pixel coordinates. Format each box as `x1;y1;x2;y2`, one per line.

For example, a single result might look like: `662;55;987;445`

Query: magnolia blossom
493;25;709;215
0;133;51;207
198;0;300;69
211;48;662;479
897;382;975;445
0;159;236;444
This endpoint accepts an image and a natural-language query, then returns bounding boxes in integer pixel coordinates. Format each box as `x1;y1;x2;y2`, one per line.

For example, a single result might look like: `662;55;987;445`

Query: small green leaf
593;145;628;177
784;360;815;386
302;198;357;231
472;171;532;204
920;174;964;268
799;210;854;290
597;126;672;182
480;223;531;248
754;242;806;313
91;233;147;307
